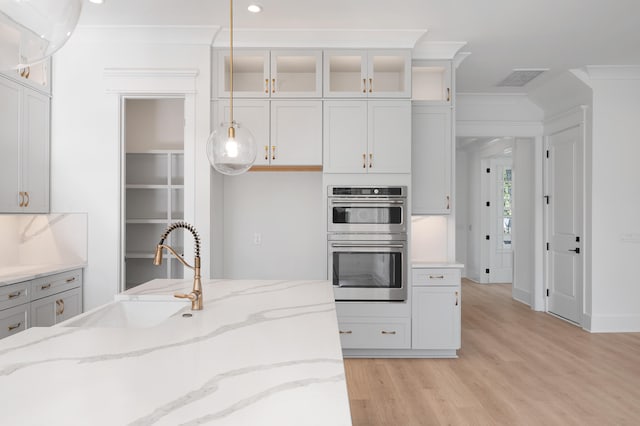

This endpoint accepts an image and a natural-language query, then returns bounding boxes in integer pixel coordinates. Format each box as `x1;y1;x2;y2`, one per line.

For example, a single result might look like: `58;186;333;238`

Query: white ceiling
78;0;640;93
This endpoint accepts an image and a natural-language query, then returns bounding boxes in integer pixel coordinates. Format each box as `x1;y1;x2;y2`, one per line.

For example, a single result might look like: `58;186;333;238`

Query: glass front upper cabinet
411;60;453;104
323;50;411;98
216;49;322;98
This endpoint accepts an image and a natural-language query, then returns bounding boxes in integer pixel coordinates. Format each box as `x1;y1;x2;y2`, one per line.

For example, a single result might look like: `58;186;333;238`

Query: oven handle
330;200;405;204
330;243;405;248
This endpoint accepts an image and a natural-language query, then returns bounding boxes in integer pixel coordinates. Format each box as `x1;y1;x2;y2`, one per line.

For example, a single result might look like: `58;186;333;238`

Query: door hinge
486;168;491;173
544;195;550;205
485;268;490;274
546;242;549;251
486;235;490;240
546;150;550;158
546;289;550;297
486;201;490;207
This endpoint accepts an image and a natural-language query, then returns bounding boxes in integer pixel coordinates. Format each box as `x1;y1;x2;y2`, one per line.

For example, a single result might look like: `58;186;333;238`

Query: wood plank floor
344;279;640;425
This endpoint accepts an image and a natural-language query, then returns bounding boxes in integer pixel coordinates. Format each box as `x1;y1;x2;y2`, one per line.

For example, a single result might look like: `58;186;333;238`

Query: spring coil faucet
153;221;203;310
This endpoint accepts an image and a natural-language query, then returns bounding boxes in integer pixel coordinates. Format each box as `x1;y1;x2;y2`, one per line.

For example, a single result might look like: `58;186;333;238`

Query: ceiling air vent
497;69;548;87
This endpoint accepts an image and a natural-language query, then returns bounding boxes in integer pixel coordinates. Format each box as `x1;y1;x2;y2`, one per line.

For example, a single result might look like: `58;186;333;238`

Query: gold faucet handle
174;292;198;301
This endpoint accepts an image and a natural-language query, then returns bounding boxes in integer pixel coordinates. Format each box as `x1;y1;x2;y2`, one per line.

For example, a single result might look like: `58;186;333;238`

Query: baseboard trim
512;288;531;307
584;313;640;333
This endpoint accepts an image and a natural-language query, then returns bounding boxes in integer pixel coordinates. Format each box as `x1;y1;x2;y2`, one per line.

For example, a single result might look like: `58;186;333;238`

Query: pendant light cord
229;0;234;127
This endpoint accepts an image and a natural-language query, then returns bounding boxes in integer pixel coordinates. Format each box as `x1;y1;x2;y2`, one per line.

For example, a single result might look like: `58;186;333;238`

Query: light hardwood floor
344;279;640;425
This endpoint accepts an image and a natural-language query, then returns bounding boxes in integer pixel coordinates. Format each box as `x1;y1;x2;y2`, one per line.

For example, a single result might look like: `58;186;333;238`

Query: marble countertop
0;263;87;286
0;279;352;425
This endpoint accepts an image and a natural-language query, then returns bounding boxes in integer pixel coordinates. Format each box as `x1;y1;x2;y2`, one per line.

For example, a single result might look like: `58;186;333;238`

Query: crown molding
583;65;640;80
74;25;220;45
412;41;467;60
212;28;428;48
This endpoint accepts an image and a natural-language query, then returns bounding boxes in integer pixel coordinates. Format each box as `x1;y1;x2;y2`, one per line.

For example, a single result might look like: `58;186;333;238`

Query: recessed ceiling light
89;0;104;4
247;4;263;13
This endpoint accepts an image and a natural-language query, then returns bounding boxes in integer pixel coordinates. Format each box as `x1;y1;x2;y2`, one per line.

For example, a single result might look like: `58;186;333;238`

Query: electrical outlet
253;233;262;245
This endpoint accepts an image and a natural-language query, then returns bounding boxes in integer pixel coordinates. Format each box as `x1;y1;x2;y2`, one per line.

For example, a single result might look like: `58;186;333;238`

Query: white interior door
489;157;513;283
546;125;583;324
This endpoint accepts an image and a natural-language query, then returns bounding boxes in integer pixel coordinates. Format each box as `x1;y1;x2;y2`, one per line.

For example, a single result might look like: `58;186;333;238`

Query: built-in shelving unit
122;98;185;290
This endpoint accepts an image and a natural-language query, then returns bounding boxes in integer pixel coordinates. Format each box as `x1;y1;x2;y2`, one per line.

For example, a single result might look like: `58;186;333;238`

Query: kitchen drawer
0;304;29;339
412;268;460;287
0;281;30;311
338;317;410;349
31;269;82;301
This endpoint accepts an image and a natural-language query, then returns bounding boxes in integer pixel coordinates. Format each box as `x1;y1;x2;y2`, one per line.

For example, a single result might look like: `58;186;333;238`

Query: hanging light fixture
0;0;83;70
206;0;256;175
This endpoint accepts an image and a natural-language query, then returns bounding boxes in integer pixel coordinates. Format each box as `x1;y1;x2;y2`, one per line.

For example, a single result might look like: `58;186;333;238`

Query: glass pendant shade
0;0;83;70
206;121;257;175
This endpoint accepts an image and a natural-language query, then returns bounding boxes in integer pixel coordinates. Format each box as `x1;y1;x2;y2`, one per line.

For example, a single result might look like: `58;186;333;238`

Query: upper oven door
328;199;406;233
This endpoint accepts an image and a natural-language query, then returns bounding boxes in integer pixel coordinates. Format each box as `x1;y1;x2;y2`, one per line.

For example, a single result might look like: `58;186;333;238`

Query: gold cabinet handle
40;283;52;290
272;78;275;93
264;145;269;160
381;330;397;335
55;299;65;316
8;322;22;332
18;191;24;207
265;78;269;93
362;78;366;93
429;275;445;279
17;68;23;77
339;330;352;334
66;277;76;283
447;87;451;102
271;145;276;160
8;291;22;300
446;195;450;210
369;153;373;168
24;66;30;79
455;291;459;306
24;191;30;207
369;77;373;93
362;153;366;168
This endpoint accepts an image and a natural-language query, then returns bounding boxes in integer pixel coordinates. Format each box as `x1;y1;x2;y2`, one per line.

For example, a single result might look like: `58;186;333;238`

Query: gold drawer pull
18;191;25;207
362;78;366;93
369;77;373;93
56;299;65;316
40;283;52;290
339;330;352;334
8;322;22;332
265;78;269;93
429;275;445;279
272;78;276;93
66;277;76;283
8;291;22;299
362;153;366;168
264;145;269;160
446;87;451;102
455;291;459;306
24;191;30;207
381;330;397;335
271;145;276;160
369;153;373;168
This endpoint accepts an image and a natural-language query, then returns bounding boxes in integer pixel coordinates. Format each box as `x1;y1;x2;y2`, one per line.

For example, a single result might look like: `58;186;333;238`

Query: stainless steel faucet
153;221;203;310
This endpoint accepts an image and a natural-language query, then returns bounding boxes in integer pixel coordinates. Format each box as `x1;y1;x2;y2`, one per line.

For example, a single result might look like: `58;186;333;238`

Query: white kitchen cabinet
0;76;50;213
323;99;411;173
412;60;453;105
411;267;461;351
216;49;322;98
1;58;52;95
412;103;452;214
323;50;411;98
30;287;82;327
218;99;322;167
338;316;411;349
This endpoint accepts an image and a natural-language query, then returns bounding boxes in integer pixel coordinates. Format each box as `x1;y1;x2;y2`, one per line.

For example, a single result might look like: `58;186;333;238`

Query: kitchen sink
59;299;189;328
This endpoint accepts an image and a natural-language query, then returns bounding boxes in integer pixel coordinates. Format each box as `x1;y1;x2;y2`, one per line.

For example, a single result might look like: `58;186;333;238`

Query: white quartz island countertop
0;279;352;425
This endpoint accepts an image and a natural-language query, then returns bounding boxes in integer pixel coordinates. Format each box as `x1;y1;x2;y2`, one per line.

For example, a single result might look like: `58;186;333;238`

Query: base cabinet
338;317;411;349
0;304;29;339
411;267;461;351
30;288;82;327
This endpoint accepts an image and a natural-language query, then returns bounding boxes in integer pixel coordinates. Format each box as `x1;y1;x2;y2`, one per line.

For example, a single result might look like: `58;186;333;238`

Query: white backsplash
0;213;87;268
411;215;449;262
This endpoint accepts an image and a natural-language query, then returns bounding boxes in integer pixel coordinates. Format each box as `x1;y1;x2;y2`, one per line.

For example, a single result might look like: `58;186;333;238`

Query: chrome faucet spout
153;221;203;310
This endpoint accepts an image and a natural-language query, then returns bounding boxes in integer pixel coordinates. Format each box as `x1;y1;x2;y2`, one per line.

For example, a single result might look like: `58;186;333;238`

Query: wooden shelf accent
249;165;323;172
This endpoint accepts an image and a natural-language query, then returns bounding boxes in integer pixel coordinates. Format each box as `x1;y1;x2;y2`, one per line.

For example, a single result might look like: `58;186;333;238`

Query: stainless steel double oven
328;186;407;301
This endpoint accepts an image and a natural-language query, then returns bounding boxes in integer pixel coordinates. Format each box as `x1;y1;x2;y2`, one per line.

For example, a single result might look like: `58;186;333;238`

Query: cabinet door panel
0;77;22;212
217;50;270;98
368;50;411;98
412;104;452;214
0;304;29;339
412;286;460;349
21;88;50;213
368;100;411;173
323;101;368;173
323;50;367;98
30;288;82;327
218;100;270;166
270;100;322;165
270;50;322;98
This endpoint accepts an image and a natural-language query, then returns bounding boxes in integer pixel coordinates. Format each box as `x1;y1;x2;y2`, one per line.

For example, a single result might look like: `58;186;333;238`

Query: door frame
543;106;588;326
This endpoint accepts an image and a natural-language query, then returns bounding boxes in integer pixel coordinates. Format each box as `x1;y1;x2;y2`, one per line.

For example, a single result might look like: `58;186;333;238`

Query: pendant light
0;0;83;70
206;0;256;175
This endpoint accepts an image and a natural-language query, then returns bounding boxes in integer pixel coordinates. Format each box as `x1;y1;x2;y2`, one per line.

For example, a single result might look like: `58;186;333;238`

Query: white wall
223;172;325;279
51;27;214;310
586;67;640;331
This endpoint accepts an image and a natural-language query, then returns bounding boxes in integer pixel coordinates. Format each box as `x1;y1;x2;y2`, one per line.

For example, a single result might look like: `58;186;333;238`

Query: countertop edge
0;263;87;287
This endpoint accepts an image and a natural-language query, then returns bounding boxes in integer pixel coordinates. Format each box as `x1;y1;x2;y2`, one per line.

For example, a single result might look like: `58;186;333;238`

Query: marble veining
0;279;351;425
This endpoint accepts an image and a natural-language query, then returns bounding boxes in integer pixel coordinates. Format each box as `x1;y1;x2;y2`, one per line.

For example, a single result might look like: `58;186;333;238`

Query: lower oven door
329;239;407;301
